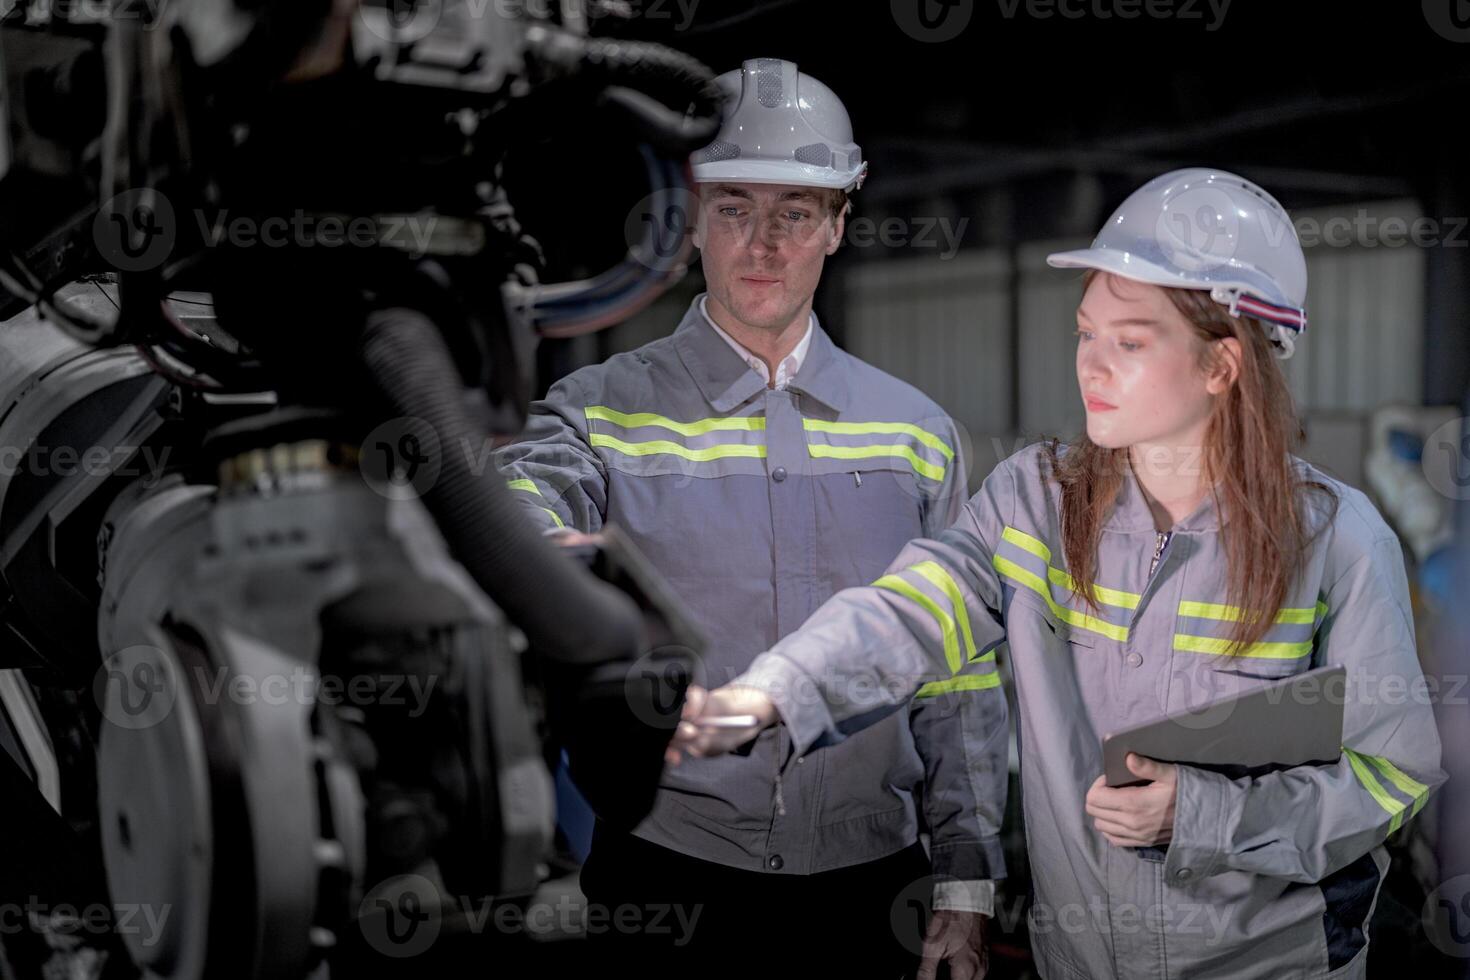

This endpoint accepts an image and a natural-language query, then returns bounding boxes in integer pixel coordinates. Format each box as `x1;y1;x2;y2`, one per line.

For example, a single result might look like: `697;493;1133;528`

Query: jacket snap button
1176;867;1193;881
1125;652;1143;668
772;466;787;482
768;854;784;870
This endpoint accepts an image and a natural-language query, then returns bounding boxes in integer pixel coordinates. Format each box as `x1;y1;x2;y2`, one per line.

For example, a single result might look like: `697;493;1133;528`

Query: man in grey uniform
497;58;1007;978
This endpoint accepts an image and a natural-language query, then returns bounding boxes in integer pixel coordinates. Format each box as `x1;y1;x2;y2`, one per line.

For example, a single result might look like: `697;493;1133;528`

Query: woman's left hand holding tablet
1084;753;1179;847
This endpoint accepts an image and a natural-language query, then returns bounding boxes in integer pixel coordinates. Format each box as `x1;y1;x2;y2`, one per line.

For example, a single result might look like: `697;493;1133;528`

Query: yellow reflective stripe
874;574;961;675
507;479;542;496
1178;600;1322;625
1344;748;1409;834
807;444;945;482
999;527;1140;610
916;673;1001;698
1364;754;1431;819
993;555;1130;642
1172;634;1313;660
1054;608;1129;643
1001;525;1051;562
907;561;977;665
508;479;563;527
802;419;955;461
589;434;766;462
584;406;766;436
1047;566;1140;610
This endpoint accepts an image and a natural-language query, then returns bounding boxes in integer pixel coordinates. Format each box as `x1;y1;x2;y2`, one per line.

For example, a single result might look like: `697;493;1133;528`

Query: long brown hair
1046;272;1338;653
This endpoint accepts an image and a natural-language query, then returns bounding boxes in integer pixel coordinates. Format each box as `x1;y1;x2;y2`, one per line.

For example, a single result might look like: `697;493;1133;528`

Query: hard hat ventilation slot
794;143;832;168
754;58;784;107
697;141;742;163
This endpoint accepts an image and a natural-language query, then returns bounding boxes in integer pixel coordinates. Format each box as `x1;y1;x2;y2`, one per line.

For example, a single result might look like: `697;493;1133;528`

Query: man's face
693;182;844;333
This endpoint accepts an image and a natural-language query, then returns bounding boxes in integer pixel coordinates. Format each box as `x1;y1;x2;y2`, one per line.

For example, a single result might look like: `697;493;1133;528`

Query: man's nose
746;216;781;256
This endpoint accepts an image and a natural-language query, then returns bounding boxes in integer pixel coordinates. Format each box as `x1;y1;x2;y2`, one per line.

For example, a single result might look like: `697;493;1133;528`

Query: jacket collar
1102;452;1223;534
672;294;851;413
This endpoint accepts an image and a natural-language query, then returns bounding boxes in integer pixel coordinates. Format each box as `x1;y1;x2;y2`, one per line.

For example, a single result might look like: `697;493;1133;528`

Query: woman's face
1075;274;1228;452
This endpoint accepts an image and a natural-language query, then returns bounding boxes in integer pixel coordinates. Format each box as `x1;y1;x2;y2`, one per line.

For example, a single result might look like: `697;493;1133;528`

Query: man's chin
725;299;793;332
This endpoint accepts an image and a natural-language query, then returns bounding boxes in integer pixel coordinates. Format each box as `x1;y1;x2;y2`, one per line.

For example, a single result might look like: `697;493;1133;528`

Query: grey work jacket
742;441;1445;979
496;296;1009;886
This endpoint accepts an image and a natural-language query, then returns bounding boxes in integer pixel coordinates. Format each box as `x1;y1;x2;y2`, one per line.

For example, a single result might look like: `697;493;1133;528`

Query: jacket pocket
813;467;925;582
1177;598;1324;682
1206;651;1315;681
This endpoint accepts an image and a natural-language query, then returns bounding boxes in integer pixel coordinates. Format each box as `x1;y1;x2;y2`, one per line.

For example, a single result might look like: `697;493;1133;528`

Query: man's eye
718;206;743;217
786;211;809;221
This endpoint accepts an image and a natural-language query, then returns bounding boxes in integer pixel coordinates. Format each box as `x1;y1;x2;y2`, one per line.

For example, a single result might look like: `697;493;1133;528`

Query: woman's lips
1085;396;1117;412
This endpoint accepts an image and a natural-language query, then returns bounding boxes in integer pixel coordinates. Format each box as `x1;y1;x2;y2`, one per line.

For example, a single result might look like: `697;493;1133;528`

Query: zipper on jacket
1148;530;1173;580
773;725;787;817
853;471;862;488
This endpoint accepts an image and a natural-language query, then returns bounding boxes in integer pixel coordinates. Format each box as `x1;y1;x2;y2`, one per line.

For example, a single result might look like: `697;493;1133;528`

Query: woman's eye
1075;327;1093;341
1119;340;1142;352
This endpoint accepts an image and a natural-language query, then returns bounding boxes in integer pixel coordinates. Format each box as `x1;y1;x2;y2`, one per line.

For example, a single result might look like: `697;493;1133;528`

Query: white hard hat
1047;168;1308;357
691;58;867;193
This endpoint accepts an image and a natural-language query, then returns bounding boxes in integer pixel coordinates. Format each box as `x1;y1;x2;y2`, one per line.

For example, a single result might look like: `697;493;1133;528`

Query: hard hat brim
692;159;861;192
1045;247;1208;292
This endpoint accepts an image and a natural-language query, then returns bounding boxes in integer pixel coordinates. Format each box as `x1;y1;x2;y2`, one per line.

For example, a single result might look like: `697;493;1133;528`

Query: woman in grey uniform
669;168;1445;980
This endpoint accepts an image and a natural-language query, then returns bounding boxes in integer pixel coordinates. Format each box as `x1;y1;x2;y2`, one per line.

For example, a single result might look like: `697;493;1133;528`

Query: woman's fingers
1091;815;1140;837
1094;821;1152;846
667;684;777;759
680;684;709;720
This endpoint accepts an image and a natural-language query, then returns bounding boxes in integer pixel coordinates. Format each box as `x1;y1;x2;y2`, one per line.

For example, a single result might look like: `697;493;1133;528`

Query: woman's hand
1084;753;1178;847
664;684;778;765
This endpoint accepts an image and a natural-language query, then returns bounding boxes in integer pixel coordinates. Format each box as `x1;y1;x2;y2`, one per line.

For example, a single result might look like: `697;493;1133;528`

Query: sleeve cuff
1163;764;1230;884
932;879;996;916
930;837;1007;882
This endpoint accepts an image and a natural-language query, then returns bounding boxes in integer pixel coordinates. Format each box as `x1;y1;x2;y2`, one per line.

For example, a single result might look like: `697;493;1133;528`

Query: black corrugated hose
358;305;644;666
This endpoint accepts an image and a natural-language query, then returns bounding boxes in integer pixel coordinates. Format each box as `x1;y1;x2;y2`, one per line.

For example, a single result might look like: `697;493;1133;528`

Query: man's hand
664;684;778;765
919;910;989;980
1084;753;1178;847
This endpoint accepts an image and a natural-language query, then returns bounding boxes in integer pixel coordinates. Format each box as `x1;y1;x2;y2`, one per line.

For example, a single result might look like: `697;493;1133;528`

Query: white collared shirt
699;295;814;390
